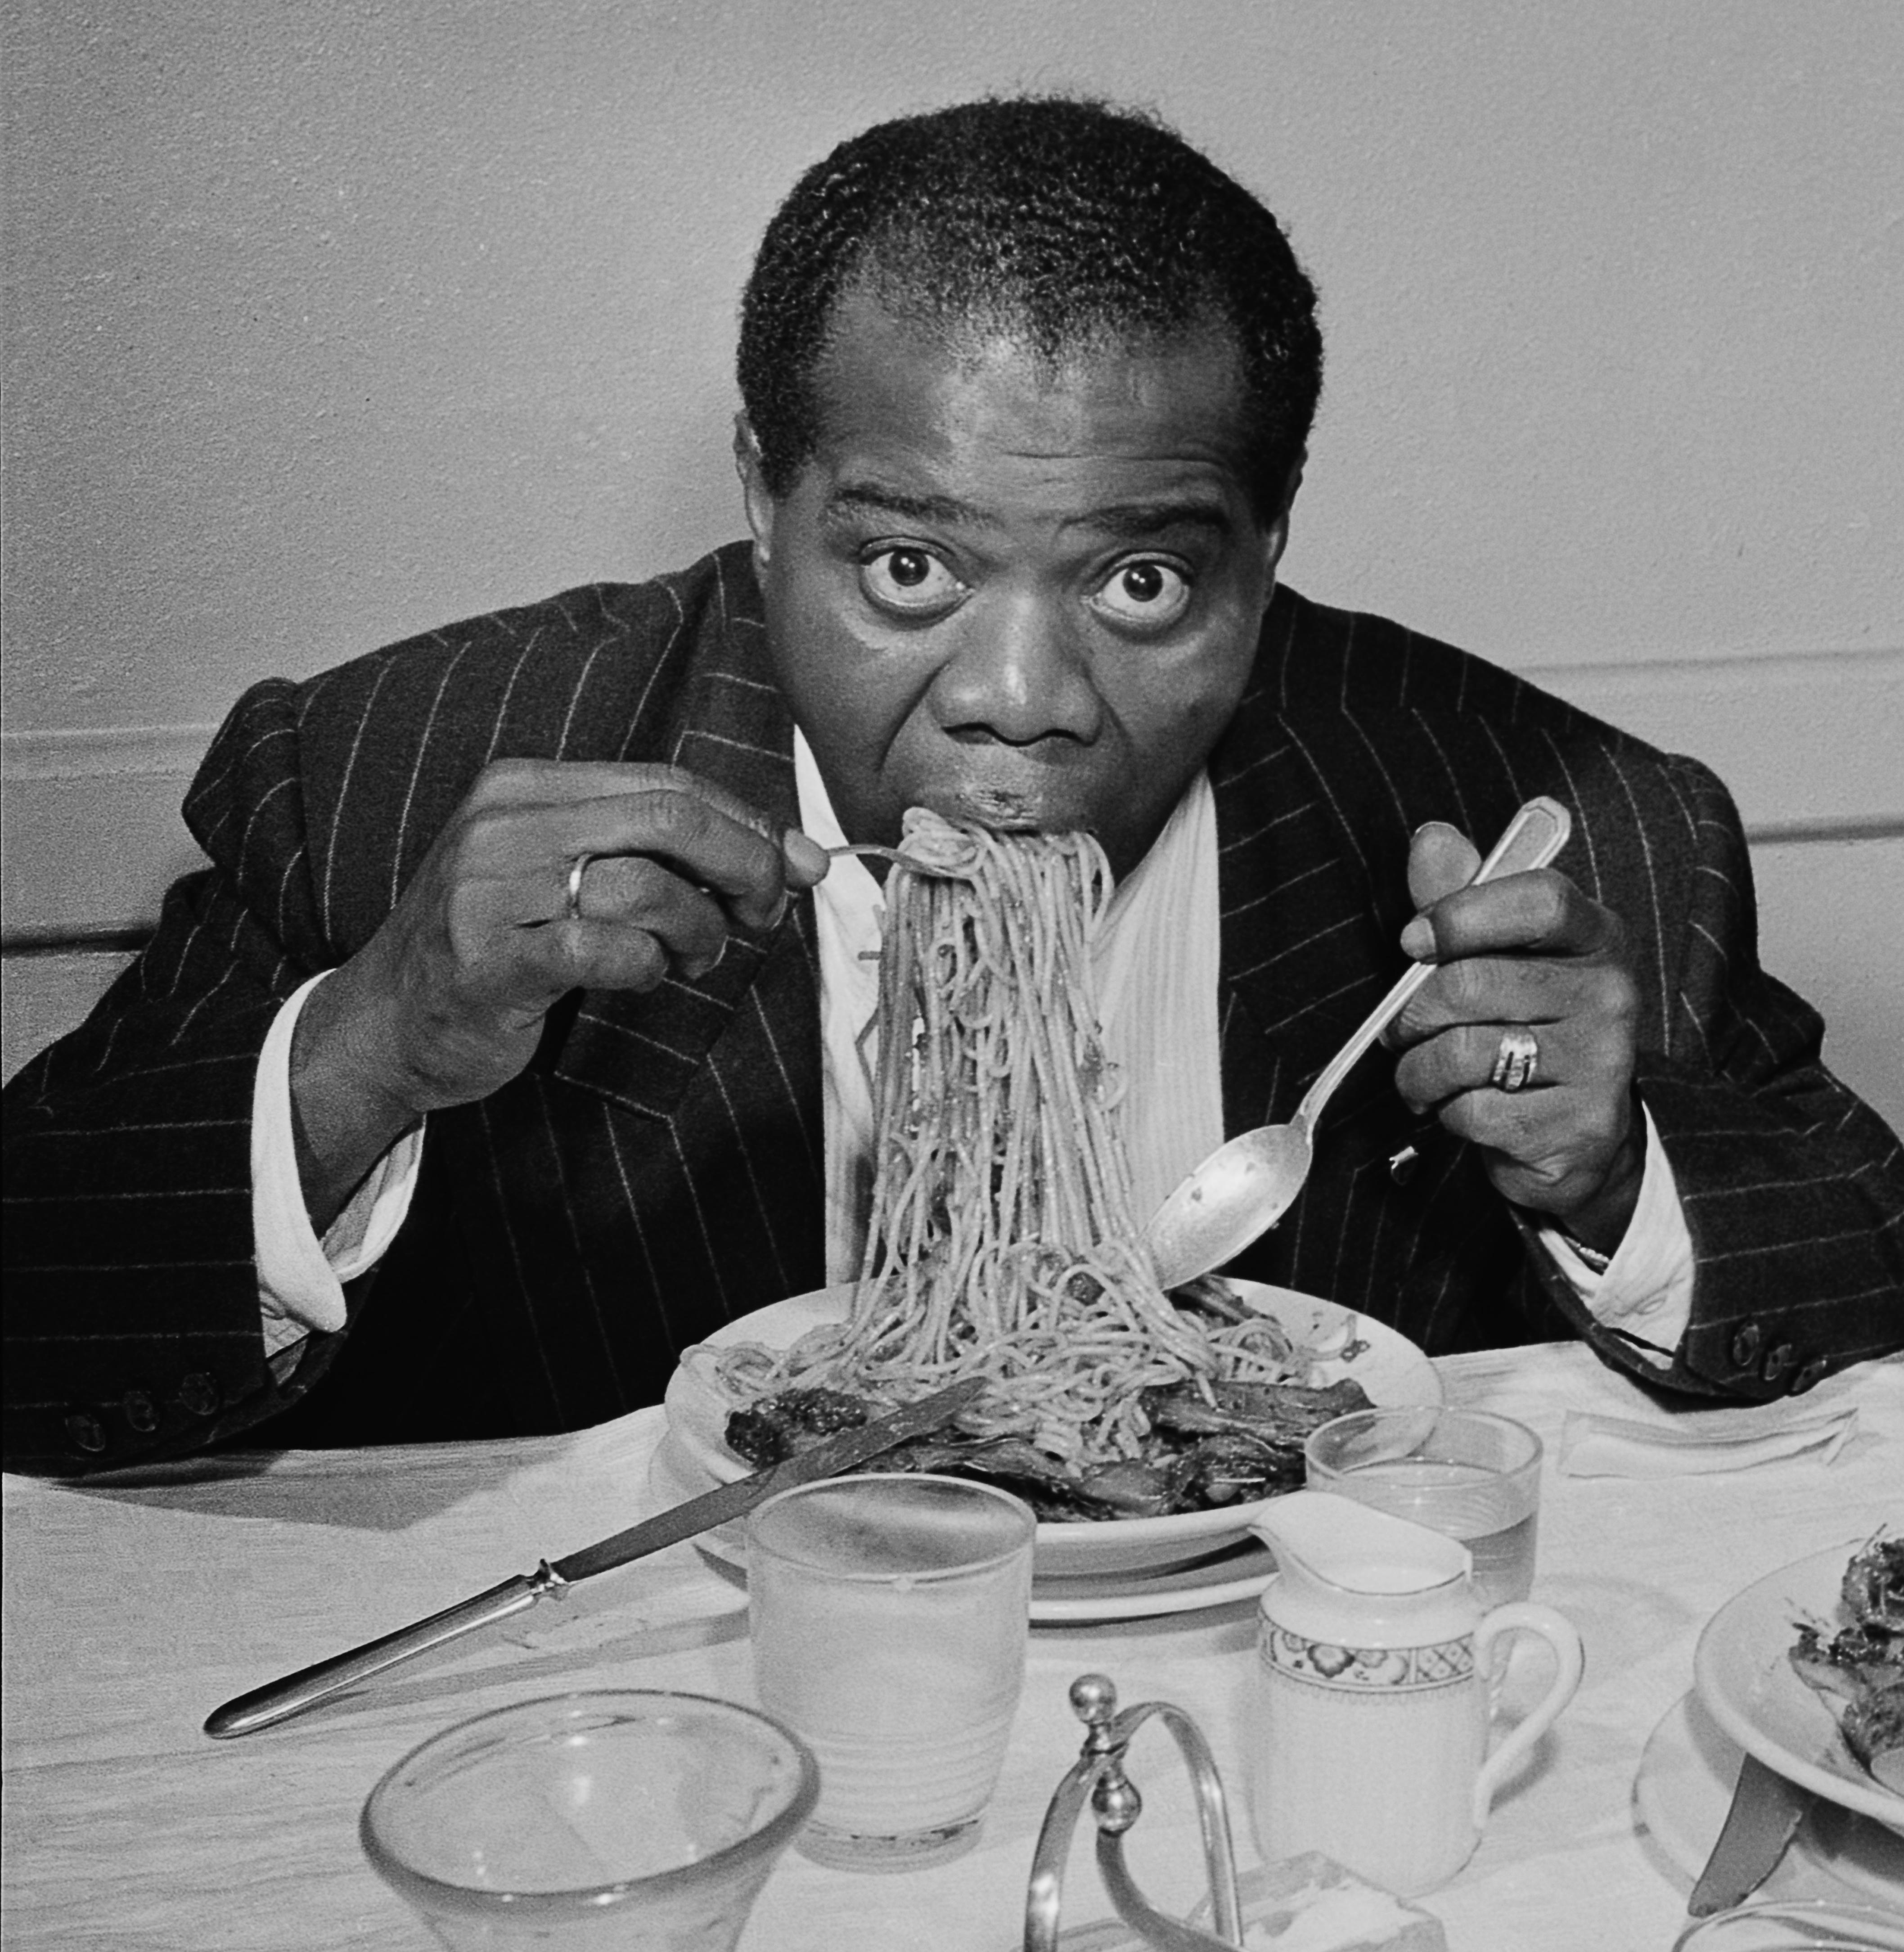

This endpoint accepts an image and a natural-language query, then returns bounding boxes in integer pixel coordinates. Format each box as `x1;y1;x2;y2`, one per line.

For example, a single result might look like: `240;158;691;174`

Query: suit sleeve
1526;753;1904;1400
1;680;356;1472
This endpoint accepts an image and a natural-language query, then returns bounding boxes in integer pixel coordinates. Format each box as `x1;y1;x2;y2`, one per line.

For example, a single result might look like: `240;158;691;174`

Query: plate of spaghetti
667;1277;1439;1578
668;808;1440;1580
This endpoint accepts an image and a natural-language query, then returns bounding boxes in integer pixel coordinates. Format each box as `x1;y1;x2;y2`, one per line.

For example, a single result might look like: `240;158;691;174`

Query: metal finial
1091;1773;1143;1836
1070;1673;1119;1727
1024;1675;1244;1952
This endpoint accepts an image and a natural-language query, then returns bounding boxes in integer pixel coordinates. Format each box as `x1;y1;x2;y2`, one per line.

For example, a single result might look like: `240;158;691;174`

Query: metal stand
1024;1674;1245;1952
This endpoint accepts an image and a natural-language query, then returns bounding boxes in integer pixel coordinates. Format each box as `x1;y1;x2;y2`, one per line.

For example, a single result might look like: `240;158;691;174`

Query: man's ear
1260;451;1305;583
734;415;775;569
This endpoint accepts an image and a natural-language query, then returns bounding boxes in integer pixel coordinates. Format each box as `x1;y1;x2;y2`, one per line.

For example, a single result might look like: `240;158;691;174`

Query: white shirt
251;974;421;1367
251;752;1694;1370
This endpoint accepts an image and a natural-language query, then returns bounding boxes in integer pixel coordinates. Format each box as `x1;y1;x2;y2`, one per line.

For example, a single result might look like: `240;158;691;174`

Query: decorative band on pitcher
1259;1626;1475;1691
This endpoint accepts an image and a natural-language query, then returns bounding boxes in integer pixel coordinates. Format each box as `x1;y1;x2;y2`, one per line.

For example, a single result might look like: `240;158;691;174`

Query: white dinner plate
647;1429;1277;1625
1693;1541;1904;1836
1636;1693;1904;1907
1026;1541;1278;1625
663;1278;1440;1579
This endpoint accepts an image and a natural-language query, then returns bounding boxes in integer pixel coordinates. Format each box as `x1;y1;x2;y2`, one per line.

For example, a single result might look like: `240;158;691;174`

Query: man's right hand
288;759;830;1230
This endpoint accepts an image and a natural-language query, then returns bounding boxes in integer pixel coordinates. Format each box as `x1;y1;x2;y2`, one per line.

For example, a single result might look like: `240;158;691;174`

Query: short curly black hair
738;96;1323;520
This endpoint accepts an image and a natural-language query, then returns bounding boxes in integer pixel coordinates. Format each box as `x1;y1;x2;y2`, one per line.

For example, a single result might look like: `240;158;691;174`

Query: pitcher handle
1469;1602;1584;1829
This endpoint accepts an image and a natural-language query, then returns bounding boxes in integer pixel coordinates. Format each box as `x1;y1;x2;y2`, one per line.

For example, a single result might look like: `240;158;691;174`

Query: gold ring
1489;1027;1539;1093
565;853;592;924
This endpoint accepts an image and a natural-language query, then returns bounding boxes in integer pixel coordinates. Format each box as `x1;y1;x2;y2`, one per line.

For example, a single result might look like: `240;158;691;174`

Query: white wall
4;0;1900;1117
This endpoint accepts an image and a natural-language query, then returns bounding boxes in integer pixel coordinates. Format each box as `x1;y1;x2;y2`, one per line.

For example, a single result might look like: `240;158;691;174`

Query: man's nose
929;593;1102;745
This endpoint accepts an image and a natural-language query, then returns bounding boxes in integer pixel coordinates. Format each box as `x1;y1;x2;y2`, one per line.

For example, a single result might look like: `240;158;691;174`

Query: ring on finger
1489;1027;1539;1094
565;853;594;924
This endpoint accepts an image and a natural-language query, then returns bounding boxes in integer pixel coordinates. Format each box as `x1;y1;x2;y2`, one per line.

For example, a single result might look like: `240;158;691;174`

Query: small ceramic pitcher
1246;1490;1583;1897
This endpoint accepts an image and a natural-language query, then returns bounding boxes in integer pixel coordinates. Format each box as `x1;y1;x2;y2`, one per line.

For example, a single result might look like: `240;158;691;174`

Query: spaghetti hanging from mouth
703;806;1314;1469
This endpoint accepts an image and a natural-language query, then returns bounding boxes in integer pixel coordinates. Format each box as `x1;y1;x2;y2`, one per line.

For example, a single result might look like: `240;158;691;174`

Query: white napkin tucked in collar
1558;1399;1858;1478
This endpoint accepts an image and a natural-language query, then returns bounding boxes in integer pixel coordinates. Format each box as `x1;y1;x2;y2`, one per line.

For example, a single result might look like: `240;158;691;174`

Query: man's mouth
918;778;1107;837
955;784;1042;829
911;748;1101;835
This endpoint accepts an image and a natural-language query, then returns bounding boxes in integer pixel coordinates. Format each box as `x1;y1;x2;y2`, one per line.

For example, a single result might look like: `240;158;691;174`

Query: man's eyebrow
823;482;997;528
1065;499;1235;542
821;483;1236;541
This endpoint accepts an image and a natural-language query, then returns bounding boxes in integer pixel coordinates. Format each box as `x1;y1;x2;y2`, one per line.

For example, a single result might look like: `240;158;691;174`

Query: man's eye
860;548;964;613
1089;560;1192;629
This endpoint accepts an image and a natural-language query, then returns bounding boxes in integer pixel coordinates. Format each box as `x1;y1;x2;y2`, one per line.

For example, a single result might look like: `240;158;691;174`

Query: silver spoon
1144;795;1574;1290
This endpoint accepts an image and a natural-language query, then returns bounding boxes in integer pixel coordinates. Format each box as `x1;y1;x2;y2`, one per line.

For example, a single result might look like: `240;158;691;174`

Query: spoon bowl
1146;1123;1314;1292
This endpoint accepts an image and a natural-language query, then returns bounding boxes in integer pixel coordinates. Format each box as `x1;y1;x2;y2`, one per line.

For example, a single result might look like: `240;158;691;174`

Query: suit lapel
1211;590;1417;1139
464;550;826;1426
547;550;813;1122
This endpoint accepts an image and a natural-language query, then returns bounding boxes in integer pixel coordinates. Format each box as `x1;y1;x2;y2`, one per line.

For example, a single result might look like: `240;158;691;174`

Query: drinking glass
1305;1407;1544;1610
747;1471;1035;1871
360;1690;817;1951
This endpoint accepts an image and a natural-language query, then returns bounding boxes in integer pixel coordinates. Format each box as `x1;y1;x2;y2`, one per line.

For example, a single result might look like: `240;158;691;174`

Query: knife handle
204;1569;554;1740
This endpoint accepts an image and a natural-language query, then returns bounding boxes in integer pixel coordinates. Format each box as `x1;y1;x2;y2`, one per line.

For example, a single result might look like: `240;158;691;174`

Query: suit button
1790;1356;1830;1394
123;1389;159;1433
1729;1323;1762;1368
64;1411;108;1454
178;1373;221;1417
1761;1343;1794;1384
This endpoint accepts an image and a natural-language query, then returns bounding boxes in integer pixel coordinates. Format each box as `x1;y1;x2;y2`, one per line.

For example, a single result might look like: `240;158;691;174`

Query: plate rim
649;1433;1277;1625
1029;1548;1277;1624
1693;1539;1904;1831
663;1277;1442;1557
1636;1692;1904;1904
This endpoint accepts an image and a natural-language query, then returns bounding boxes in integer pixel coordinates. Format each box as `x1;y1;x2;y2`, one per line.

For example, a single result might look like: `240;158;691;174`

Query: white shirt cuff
1537;1105;1692;1367
252;973;424;1355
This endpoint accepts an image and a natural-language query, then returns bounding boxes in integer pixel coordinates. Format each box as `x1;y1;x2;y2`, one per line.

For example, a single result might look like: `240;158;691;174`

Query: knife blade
204;1375;986;1740
1687;1751;1814;1915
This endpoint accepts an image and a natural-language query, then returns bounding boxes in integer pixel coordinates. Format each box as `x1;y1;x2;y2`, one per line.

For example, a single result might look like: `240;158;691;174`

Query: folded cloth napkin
1558;1399;1858;1478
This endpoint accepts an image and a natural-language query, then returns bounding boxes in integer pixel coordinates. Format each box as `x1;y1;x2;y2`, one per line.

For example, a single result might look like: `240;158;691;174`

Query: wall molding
4;645;1900;944
3;727;220;940
3;927;159;956
1;723;221;780
1525;643;1902;688
1737;812;1903;847
1511;644;1904;835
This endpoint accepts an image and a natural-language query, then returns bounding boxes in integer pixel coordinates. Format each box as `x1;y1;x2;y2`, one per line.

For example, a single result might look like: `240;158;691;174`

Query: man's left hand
1385;821;1645;1254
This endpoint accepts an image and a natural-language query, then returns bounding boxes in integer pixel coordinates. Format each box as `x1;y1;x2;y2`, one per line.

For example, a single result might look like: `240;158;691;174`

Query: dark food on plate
725;1375;1374;1520
1789;1533;1904;1793
725;1388;873;1465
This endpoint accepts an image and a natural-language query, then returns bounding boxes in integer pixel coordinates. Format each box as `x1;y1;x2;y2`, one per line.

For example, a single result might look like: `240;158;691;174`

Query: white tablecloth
4;1342;1898;1951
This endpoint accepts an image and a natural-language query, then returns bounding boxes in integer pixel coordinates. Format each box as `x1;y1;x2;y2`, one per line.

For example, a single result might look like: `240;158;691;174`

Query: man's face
741;291;1293;881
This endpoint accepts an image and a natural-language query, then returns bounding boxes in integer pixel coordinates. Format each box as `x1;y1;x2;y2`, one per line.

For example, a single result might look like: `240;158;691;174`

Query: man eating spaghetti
5;96;1899;1471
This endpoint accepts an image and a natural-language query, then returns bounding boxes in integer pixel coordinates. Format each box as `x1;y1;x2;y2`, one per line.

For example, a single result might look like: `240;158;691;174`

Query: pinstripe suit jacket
7;544;1901;1470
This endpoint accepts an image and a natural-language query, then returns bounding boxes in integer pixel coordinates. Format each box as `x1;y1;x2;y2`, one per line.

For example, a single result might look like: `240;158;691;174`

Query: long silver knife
1687;1751;1814;1915
204;1376;986;1740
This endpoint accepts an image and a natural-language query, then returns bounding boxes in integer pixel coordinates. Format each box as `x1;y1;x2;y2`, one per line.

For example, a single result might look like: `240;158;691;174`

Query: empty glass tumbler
360;1690;817;1950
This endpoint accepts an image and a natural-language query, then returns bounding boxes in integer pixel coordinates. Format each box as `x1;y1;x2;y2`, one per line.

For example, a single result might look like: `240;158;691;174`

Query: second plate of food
663;1279;1441;1580
1694;1540;1904;1835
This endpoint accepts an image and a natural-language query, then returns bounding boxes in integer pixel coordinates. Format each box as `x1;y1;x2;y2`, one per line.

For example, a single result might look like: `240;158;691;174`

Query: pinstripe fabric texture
6;545;1900;1471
